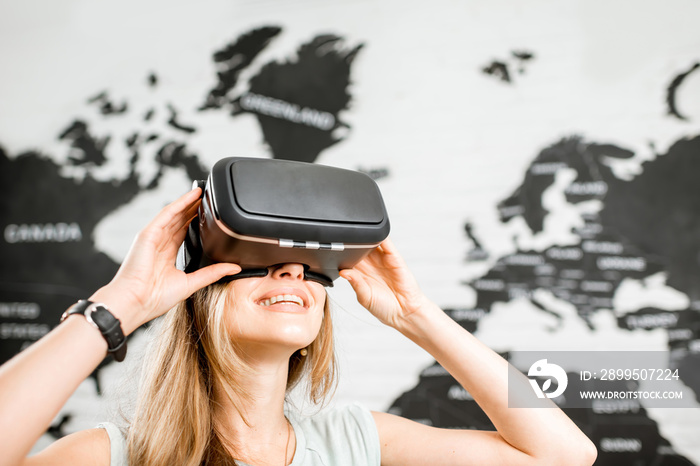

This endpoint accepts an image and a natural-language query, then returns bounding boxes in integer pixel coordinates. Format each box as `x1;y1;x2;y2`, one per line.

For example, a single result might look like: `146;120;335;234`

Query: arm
340;239;597;466
0;188;240;466
24;429;111;466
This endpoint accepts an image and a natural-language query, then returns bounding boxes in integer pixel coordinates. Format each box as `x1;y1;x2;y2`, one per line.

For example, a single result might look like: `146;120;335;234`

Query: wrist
89;285;142;336
61;300;128;362
395;298;453;340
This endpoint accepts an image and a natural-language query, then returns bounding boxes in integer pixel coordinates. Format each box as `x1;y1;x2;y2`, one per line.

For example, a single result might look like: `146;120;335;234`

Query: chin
229;321;320;351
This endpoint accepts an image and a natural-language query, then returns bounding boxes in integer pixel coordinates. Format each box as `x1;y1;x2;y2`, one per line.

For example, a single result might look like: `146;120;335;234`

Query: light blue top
97;403;381;466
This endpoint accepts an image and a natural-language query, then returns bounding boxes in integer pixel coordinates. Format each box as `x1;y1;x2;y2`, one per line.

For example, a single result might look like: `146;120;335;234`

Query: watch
61;300;127;362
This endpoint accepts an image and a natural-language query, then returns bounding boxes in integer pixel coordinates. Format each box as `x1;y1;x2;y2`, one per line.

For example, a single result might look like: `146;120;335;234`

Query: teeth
259;294;304;307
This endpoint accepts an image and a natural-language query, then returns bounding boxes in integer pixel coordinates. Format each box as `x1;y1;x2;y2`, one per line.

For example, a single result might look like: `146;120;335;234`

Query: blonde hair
126;283;336;465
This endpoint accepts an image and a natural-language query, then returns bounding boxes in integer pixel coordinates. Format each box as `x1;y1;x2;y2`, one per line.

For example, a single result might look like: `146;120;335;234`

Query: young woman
0;187;597;465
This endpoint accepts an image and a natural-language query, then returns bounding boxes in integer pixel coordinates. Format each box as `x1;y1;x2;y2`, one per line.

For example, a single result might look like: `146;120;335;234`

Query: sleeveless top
97;403;381;466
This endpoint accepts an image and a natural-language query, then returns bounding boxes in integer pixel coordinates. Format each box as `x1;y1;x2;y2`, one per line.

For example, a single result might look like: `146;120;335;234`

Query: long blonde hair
126;283;336;465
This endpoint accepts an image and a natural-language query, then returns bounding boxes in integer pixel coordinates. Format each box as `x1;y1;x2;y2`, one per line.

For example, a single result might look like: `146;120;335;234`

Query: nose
270;263;305;281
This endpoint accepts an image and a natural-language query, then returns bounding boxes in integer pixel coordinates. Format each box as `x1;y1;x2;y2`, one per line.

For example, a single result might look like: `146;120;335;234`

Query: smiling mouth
257;294;305;307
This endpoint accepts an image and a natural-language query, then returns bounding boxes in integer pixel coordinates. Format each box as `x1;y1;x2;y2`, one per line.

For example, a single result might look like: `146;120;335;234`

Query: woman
0;187;597;465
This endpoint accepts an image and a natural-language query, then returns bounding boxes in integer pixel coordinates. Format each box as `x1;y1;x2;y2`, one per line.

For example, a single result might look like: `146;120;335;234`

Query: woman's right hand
90;187;241;334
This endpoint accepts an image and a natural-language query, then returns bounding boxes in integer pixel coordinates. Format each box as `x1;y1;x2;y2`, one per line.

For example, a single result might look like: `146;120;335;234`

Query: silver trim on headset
208;174;219;219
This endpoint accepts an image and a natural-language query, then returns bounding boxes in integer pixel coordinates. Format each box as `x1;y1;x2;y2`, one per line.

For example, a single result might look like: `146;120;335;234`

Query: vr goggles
177;157;391;287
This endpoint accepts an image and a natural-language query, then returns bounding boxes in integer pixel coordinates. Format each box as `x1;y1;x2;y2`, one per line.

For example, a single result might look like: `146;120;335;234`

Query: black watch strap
61;300;127;362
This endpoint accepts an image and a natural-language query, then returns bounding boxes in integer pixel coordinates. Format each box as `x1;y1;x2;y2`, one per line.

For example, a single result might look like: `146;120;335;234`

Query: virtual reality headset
177;157;391;286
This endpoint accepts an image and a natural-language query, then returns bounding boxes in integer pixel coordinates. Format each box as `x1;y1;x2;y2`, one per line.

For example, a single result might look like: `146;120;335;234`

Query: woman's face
225;263;327;354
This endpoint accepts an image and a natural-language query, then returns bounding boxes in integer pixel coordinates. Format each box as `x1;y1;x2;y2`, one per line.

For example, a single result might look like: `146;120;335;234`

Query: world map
390;133;700;465
1;23;699;465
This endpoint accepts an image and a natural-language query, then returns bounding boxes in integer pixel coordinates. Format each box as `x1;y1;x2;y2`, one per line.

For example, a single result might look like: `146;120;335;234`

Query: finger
373;237;408;270
378;237;397;254
354;248;394;274
150;207;199;252
162;215;195;255
162;187;201;219
151;188;202;233
339;269;373;305
163;198;201;238
185;263;242;294
351;259;380;276
172;206;200;241
144;209;197;258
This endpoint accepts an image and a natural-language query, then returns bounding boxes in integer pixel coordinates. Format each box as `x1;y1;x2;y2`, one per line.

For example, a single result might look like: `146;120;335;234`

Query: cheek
311;296;327;325
229;278;259;297
312;303;325;330
309;298;327;336
221;302;245;339
310;284;327;306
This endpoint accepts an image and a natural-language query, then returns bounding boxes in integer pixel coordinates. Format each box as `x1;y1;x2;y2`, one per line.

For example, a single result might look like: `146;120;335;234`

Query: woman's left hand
339;238;432;329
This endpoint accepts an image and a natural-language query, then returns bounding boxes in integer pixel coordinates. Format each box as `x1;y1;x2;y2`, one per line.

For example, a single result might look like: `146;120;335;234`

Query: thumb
185;263;241;294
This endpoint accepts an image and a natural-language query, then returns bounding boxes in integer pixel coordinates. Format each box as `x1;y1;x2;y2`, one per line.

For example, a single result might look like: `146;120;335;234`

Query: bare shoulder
23;428;111;466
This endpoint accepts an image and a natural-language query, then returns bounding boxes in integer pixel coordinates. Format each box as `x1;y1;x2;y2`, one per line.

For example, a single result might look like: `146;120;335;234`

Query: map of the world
1;2;698;464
